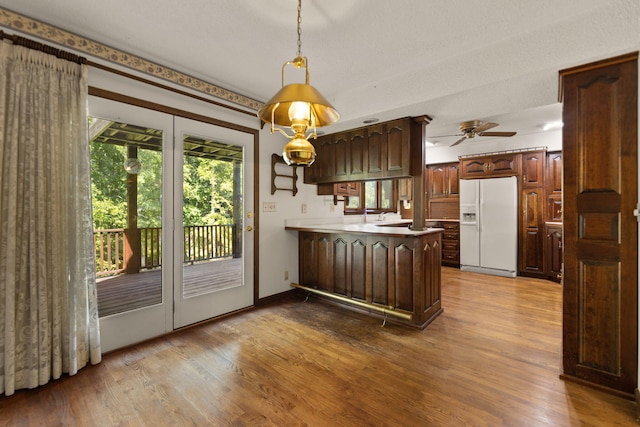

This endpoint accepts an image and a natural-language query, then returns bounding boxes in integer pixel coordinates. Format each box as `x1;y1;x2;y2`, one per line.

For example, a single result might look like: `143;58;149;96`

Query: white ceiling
1;0;638;145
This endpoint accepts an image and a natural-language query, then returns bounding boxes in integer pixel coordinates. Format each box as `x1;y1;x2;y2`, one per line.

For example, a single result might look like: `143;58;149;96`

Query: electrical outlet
301;203;307;214
263;202;276;212
284;271;289;280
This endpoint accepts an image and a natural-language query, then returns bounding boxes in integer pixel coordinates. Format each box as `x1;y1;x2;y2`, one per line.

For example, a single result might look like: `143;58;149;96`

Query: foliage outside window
344;180;398;214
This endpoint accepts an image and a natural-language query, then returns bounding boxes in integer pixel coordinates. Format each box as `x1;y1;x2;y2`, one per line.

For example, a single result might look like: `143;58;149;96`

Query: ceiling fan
430;120;517;147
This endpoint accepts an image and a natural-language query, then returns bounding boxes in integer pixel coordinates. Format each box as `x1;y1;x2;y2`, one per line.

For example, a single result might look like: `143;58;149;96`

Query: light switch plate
263;202;276;212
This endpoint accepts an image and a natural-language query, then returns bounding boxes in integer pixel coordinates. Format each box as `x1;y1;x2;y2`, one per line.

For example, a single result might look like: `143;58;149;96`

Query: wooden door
560;53;638;396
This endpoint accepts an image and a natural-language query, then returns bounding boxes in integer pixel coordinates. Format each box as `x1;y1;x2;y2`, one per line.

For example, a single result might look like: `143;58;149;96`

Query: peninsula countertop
285;219;443;237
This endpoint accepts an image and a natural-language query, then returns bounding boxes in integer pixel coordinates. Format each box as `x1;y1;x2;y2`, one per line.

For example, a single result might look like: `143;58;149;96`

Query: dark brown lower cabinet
544;223;562;282
440;221;459;267
297;230;443;328
560;53;638;397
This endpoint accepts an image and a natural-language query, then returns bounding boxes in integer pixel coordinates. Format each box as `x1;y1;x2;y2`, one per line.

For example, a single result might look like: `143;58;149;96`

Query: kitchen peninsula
285;220;443;328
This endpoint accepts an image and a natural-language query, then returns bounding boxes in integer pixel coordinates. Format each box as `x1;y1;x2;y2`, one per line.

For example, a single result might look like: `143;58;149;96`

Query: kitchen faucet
378;212;387;221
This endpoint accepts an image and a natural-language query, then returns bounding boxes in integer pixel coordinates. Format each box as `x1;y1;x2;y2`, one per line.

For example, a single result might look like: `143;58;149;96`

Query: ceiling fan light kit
257;0;339;167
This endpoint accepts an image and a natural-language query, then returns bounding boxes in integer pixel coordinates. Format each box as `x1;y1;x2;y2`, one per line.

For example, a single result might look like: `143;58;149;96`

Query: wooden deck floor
1;267;636;425
96;258;242;317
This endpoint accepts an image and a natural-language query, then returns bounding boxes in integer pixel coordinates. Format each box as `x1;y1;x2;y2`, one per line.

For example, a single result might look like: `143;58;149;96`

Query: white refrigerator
459;176;518;278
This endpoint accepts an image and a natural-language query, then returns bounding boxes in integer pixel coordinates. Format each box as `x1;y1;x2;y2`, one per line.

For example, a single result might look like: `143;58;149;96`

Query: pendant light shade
258;83;339;129
258;0;339;166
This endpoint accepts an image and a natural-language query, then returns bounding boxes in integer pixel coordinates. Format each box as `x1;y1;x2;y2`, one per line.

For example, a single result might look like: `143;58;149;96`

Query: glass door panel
173;117;254;328
89;97;173;352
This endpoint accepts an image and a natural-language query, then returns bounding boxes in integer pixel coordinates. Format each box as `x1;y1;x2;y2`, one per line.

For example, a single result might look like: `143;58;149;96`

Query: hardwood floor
1;267;637;426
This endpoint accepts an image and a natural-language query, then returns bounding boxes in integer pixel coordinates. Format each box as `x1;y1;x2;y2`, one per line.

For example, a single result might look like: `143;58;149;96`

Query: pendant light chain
296;0;303;58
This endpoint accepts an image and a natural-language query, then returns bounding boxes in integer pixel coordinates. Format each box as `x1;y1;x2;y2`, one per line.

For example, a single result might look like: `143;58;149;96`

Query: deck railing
94;224;237;277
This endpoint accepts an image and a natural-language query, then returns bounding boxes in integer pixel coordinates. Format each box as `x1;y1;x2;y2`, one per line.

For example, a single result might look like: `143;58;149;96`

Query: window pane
345;196;360;209
365;181;376;209
381;180;393;209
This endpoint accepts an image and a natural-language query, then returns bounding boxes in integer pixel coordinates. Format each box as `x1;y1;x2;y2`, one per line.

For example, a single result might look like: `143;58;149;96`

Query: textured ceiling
0;0;638;141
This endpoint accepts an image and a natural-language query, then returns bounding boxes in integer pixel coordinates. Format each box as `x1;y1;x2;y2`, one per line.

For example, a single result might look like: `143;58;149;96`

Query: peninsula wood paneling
317;235;333;292
560;52;638;397
300;232;318;287
394;243;414;312
333;238;348;296
371;241;389;306
351;239;367;300
295;230;442;328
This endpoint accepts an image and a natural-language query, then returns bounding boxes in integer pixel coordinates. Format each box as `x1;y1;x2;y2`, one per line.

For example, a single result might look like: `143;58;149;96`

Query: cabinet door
367;123;385;177
547;195;562;222
544;224;563;281
546;151;563;195
349;128;367;179
520;189;544;274
315;135;335;182
333;132;349;179
486;153;521;176
303;135;326;184
428;165;448;198
459;158;488;178
546;151;563;222
446;163;459;196
398;178;413;200
522;150;545;189
385;118;410;176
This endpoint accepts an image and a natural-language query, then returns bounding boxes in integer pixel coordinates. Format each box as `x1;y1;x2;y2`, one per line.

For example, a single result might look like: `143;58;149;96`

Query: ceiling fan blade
478;131;517;137
427;133;464;139
473;122;499;134
450;136;468;147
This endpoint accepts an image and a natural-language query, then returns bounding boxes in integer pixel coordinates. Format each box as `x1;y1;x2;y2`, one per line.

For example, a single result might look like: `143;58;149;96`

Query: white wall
257;130;345;298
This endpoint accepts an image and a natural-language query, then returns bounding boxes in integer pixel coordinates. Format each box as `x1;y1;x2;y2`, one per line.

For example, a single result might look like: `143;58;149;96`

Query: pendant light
257;0;339;166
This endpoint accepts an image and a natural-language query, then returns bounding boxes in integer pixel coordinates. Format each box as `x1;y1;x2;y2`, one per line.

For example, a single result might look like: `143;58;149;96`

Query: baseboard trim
559;373;635;401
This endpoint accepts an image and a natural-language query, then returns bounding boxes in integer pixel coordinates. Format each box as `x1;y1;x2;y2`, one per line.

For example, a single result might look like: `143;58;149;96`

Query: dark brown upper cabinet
304;117;412;184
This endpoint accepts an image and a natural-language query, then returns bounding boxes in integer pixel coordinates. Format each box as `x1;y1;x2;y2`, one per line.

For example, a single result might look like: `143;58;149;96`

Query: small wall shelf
271;153;298;196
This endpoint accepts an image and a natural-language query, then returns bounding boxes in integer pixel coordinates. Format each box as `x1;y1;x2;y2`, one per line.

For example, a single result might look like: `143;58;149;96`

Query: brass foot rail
290;283;413;321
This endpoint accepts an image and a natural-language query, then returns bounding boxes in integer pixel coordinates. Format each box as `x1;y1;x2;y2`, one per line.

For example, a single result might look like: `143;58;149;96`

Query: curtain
0;39;101;396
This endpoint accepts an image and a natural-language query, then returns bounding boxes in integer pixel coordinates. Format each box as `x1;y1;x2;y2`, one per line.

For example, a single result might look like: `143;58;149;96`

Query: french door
173;117;254;328
89;97;254;352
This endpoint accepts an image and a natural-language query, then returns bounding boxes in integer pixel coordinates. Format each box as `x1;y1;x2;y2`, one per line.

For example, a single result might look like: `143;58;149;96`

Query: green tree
90;141;127;229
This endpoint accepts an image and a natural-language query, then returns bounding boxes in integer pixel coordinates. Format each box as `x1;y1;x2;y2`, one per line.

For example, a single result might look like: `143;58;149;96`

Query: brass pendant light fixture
257;0;340;166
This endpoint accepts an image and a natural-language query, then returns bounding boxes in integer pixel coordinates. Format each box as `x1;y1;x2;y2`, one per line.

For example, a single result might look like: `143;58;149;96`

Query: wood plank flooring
1;267;637;426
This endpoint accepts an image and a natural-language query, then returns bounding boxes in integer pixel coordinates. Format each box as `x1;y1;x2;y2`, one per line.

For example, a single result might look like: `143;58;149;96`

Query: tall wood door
560;53;638;396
